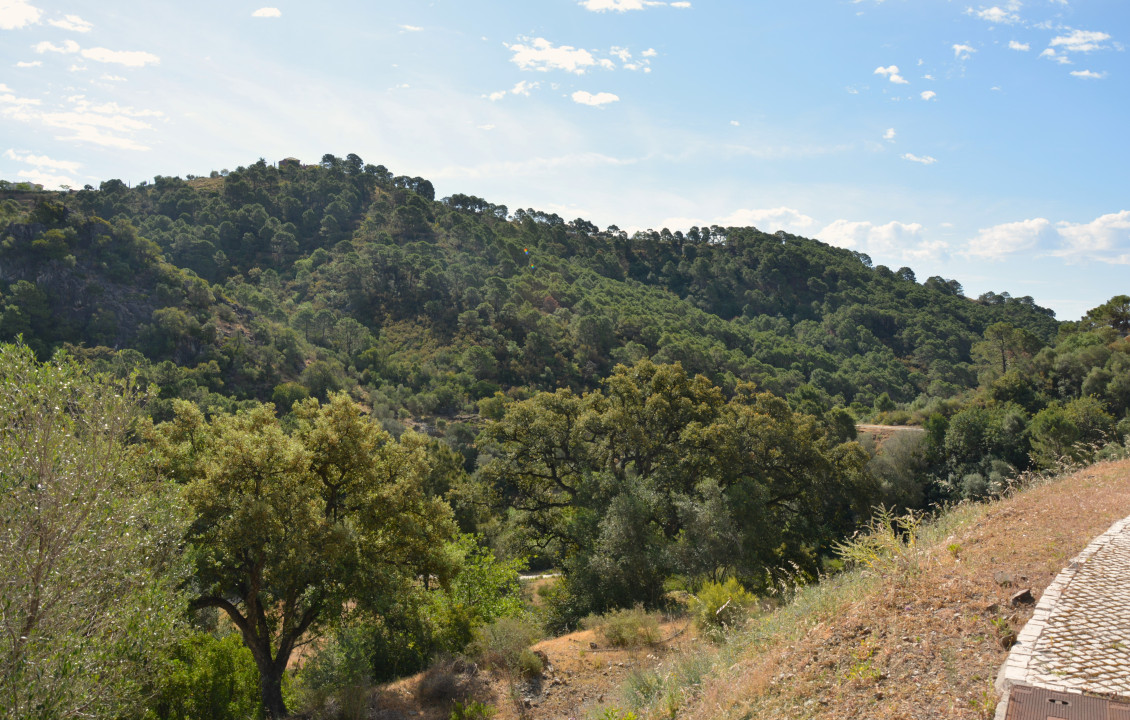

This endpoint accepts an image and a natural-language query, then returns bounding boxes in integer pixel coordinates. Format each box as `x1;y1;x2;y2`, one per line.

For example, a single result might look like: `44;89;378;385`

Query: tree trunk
256;655;288;719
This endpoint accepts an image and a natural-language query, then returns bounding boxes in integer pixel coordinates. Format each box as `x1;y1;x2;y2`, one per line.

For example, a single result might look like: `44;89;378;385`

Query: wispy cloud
80;47;160;67
953;43;977;60
0;0;41;30
902;153;937;165
1070;69;1106;79
486;80;539;101
1040;48;1071;65
571;90;619;106
251;7;281;18
399;24;423;32
1009;40;1030;51
507;37;597;74
874;65;908;84
920;90;936;100
883;128;896;141
579;0;690;11
15;60;41;67
48;13;91;32
1051;29;1111;53
964;218;1055;259
819;219;946;262
969;6;1020;24
34;39;80;54
4;148;82;174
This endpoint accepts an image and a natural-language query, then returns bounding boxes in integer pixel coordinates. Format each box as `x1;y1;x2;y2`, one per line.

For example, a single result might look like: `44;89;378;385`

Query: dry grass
678;458;1130;720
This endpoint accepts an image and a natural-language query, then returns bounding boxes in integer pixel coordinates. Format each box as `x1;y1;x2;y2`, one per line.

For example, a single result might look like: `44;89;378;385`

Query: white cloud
15;60;41;67
477;124;495;131
4;148;82;173
251;7;281;18
0;0;41;30
818;219;945;262
883;127;896;141
34;39;79;54
964;217;1055;259
970;6;1020;24
99;74;126;82
660;207;818;237
4;94;158;151
874;65;907;84
80;47;160;67
1040;48;1072;64
579;0;687;10
487;80;539;101
16;169;76;188
1070;69;1106;79
920;90;937;100
48;13;91;32
1050;29;1111;53
902;153;937;165
507;37;596;74
1009;40;1030;51
0;89;40;106
730;120;740;126
953;43;977;60
641;48;657;58
399;24;423;32
1055;211;1130;264
571;90;619;106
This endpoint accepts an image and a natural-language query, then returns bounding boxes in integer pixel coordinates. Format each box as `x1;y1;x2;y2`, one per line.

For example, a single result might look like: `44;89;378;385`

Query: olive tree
0;343;186;720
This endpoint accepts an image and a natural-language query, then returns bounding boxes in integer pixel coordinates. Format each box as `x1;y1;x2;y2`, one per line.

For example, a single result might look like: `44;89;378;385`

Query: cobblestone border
994;515;1130;718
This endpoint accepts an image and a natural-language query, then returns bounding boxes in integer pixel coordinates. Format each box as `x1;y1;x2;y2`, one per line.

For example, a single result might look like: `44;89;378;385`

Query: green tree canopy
148;392;456;718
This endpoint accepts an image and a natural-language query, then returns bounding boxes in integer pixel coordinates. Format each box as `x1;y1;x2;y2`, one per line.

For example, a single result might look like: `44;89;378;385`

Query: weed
450;700;496;720
583;606;662;648
833;506;925;580
947;542;962;558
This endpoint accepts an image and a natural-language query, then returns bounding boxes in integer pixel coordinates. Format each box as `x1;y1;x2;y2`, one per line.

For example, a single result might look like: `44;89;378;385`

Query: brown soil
371;621;699;720
359;458;1130;720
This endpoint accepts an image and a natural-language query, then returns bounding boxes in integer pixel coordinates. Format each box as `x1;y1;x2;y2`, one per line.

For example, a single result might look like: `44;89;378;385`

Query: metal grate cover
1006;685;1130;720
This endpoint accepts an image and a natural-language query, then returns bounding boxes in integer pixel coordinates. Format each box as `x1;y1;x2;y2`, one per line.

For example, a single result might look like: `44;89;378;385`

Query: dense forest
2;156;1128;719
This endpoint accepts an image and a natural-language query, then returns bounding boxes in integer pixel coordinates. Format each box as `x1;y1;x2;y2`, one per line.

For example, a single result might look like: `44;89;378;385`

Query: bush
146;632;261;720
467;616;542;674
691;579;756;634
417;660;466;705
583;606;661;648
293;622;374;720
450;700;496;720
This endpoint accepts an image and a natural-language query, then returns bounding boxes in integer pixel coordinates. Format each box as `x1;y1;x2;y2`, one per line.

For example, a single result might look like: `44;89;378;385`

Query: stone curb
993;515;1130;719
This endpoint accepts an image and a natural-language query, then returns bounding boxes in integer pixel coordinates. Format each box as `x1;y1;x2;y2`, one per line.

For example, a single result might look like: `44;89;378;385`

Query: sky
1;0;1127;320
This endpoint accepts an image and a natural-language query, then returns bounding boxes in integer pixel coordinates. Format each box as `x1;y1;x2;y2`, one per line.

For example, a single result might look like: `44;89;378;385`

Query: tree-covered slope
0;154;1059;424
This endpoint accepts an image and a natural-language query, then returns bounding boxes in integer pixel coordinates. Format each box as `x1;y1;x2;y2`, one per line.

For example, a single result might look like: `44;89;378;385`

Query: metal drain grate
1006;685;1130;720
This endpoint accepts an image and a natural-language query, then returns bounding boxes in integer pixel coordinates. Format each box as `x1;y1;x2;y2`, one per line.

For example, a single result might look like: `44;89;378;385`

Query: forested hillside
2;156;1128;720
0;154;1058;424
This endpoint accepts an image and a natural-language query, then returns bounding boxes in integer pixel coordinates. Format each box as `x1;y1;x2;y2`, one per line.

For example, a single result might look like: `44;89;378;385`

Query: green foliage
467;616;542;675
147;392;457;717
0;343;188;720
584;606;663;648
479;360;875;623
293;620;373;720
691;579;756;634
450;701;496;720
145;633;261;720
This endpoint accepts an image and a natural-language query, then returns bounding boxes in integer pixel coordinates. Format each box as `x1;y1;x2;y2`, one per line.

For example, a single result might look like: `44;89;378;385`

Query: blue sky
1;0;1127;320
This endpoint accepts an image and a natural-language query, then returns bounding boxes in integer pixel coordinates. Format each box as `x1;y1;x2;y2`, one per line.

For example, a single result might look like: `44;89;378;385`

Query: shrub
293;622;374;720
691;578;756;634
583;606;661;648
450;700;496;720
516;648;544;678
417;661;465;705
467;616;542;673
146;632;261;720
